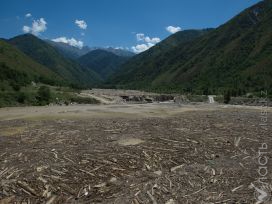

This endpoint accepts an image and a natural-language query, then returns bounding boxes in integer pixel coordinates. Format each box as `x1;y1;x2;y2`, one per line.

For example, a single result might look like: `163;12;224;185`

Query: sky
0;0;262;53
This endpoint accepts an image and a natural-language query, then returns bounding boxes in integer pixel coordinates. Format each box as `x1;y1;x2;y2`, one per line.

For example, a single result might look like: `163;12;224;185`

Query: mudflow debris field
0;104;271;203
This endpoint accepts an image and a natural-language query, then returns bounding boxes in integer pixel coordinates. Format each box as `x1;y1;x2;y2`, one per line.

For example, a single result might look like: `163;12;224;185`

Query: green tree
224;90;231;104
17;92;26;103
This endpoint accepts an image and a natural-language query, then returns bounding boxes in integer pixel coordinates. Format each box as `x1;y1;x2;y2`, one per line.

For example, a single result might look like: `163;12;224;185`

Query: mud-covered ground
0;103;271;203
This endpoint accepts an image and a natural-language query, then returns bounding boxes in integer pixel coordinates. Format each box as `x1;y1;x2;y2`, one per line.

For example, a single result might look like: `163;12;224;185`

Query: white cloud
132;44;149;53
136;33;161;44
52;37;84;49
131;43;155;53
22;18;47;36
32;18;47;35
22;26;31;33
166;26;181;34
25;13;32;18
132;33;160;53
144;36;160;44
136;33;145;41
75;19;87;30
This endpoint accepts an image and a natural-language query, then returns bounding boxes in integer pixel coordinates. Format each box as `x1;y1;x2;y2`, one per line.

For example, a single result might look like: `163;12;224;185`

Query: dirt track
0;103;271;203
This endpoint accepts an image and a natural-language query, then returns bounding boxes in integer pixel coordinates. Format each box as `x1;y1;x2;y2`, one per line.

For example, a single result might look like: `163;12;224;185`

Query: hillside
110;0;272;94
9;34;101;87
78;49;130;80
0;39;63;90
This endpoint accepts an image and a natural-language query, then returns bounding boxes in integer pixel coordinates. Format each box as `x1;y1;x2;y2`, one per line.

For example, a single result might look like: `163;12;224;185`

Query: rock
109;177;117;183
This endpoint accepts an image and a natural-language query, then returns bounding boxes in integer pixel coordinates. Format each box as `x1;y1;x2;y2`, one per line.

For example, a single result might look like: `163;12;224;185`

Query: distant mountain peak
78;48;130;80
46;40;135;59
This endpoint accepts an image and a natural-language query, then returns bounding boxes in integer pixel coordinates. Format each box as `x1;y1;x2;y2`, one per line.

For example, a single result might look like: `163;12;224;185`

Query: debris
186;138;199;144
231;185;244;192
165;199;175;204
94;182;106;188
145;164;151;171
147;190;157;204
109;177;117;183
0;104;269;203
183;186;207;197
234;137;241;147
132;198;140;204
79;169;95;176
171;164;184;172
45;195;56;204
17;181;38;196
153;170;162;176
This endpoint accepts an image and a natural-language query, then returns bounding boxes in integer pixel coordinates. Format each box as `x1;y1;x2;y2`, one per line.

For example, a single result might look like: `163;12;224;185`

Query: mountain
46;40;135;59
8;34;102;87
0;39;63;89
109;29;213;90
78;49;130;80
103;47;135;57
46;40;92;59
110;0;272;94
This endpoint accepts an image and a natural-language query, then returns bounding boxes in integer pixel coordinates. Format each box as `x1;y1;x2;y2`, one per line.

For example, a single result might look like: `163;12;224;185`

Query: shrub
70;96;100;104
37;86;51;105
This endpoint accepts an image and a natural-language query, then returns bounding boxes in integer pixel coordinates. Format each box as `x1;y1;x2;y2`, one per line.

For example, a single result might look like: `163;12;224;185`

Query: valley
0;0;272;203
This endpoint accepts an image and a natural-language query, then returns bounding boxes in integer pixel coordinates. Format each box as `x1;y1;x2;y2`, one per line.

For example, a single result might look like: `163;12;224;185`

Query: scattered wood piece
17;181;38;196
153;170;162;176
94;182;106;188
183;186;207;197
158;137;184;143
171;164;184;172
234;137;241;147
45;195;56;204
165;199;175;204
186;138;199;144
79;169;95;176
145;164;151;171
231;185;244;192
132;198;140;204
147;190;157;204
63;156;76;164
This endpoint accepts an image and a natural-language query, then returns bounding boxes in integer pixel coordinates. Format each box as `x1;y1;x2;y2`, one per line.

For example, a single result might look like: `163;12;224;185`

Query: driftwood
0;105;270;203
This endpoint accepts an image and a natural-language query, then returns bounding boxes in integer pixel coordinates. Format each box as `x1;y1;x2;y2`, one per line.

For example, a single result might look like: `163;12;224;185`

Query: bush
187;95;208;102
0;91;18;107
37;86;51;105
70;96;100;104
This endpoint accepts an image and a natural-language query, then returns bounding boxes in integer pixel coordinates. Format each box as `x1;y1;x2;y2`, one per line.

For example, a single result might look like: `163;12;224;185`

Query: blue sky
0;0;262;52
